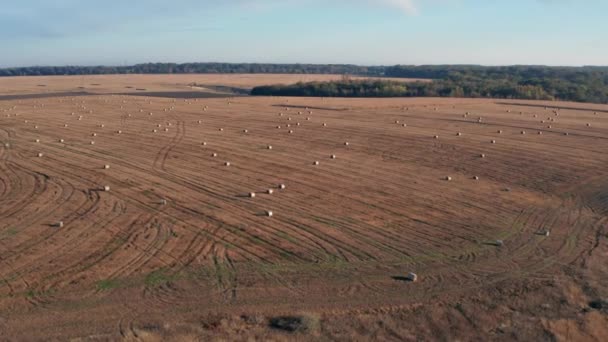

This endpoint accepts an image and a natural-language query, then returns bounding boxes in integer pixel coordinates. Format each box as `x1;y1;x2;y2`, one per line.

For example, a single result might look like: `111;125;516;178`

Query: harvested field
0;76;607;340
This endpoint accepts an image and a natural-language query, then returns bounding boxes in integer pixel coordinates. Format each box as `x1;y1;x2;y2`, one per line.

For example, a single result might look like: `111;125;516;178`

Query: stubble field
0;75;607;340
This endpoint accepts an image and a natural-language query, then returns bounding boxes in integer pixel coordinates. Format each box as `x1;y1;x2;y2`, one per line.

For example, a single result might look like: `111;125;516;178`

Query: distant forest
1;63;607;103
252;65;608;104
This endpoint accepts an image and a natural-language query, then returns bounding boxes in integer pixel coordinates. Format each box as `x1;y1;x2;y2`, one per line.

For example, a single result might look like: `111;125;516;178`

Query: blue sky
0;0;606;67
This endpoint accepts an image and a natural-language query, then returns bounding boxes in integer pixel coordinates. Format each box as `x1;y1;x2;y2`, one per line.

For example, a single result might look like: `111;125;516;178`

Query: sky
0;0;607;67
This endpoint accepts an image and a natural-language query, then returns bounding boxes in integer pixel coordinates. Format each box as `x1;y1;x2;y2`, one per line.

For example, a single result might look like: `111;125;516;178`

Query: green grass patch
96;278;121;291
145;268;178;287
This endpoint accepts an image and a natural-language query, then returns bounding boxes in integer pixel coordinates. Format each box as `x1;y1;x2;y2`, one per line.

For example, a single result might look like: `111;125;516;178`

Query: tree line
251;66;608;103
0;63;385;77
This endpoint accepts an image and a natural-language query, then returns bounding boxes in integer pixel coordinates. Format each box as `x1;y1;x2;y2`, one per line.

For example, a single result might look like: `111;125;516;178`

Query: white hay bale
279;184;286;190
91;133;97;137
164;128;169;132
267;145;273;150
586;123;591;127
249;192;256;198
286;124;291;128
243;129;248;133
90;141;95;145
35;139;40;143
104;164;110;169
538;131;543;135
202;142;207;146
434;135;439;139
445;176;452;181
212;153;218;157
480;153;485;158
473;176;480;180
564;132;569;136
198;120;202;124
219;128;224;132
37;152;43;158
491;140;496;144
267;189;274;195
276;125;281;129
306;117;311;121
402;123;407;127
59;139;64;143
296;122;301;126
497;130;502;134
313;161;320;166
344;142;350;146
224;162;231;167
395;120;400;124
521;131;526;135
116;130;122;134
57;221;64;228
323;123;327;127
152;129;157;133
330;154;336;159
103;185;110;192
265;210;273;217
406;272;418;282
456;132;462;136
288;130;294;134
495;240;504;247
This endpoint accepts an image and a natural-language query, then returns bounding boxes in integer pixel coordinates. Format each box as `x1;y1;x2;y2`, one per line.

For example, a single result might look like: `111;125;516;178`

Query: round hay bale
480;153;485;158
330;154;336;159
212;153;218;157
473;176;480;180
445;176;452;181
313;161;320;166
457;132;462;136
279;184;286;190
104;164;110;169
91;133;97;137
249;192;256;198
521;131;526;135
90;141;95;145
267;145;273;150
406;272;418;282
267;189;274;195
103;185;110;192
288;130;294;134
35;139;40;143
434;135;439;139
59;139;64;143
224;162;231;167
344;142;350;146
265;210;274;217
37;152;43;158
322;123;327;127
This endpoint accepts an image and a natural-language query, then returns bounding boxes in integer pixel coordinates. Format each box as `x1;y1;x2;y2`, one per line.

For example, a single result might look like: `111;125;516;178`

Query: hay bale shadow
391;276;414;282
269;315;317;333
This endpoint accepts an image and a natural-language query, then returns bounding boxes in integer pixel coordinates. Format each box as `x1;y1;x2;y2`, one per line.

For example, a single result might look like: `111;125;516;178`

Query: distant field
0;74;428;97
0;77;607;340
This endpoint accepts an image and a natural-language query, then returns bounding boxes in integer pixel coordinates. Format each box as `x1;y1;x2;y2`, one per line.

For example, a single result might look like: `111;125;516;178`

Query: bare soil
0;75;607;340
